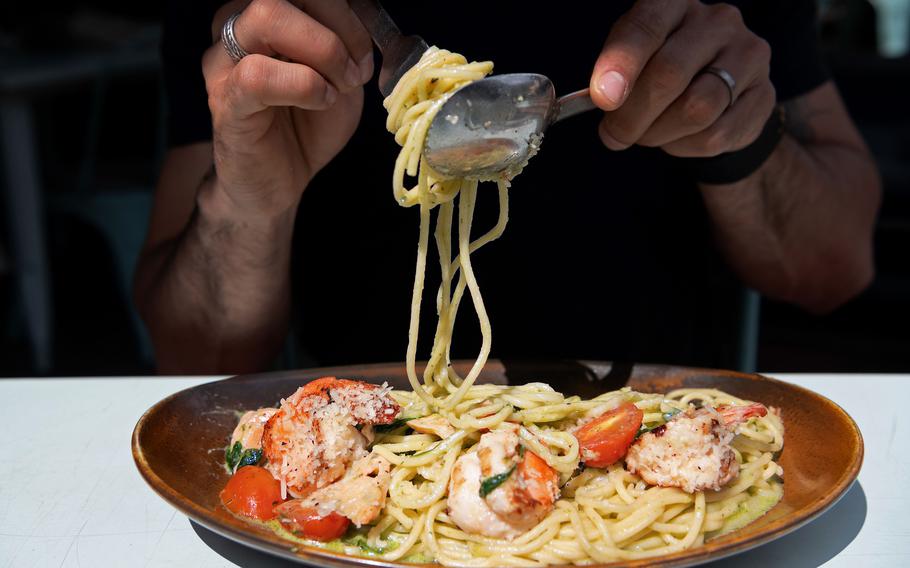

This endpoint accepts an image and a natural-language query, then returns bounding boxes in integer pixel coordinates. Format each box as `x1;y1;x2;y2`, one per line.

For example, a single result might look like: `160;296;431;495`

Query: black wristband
680;105;786;185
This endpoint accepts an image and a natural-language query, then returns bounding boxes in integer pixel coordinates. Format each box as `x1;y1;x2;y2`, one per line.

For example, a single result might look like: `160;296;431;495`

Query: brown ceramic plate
132;360;863;567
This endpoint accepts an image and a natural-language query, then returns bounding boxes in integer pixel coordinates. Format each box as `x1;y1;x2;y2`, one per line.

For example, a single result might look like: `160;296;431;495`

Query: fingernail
345;58;361;87
597;70;627;106
325;83;338;105
358;52;374;84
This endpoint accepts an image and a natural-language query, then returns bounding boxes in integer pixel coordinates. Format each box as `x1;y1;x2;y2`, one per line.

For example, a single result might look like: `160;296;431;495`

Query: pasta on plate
216;47;785;567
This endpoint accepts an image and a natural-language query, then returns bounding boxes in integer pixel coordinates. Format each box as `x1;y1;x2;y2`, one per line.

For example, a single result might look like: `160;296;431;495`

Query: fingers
593;1;775;156
215;54;338;122
630;71;728;149
636;39;769;148
209;0;370;93
295;0;373;79
590;0;688;110
661;81;776;158
598;6;732;150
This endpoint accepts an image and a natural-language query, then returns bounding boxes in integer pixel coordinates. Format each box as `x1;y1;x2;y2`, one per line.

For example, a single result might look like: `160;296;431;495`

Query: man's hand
136;0;376;372
590;0;775;157
203;0;373;221
587;0;880;314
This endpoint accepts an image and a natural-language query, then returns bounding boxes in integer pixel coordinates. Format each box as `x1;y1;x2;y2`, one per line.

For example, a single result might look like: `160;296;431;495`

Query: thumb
589;0;687;110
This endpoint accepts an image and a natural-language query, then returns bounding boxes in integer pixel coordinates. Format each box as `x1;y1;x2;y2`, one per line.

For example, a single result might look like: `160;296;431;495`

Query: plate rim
131;360;864;568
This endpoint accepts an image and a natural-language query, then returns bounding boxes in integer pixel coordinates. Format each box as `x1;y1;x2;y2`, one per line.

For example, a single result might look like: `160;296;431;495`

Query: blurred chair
51;190;155;365
0;32;160;373
738;289;760;373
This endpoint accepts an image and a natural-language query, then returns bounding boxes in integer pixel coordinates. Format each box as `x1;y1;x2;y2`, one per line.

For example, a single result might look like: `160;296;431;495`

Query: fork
349;0;429;97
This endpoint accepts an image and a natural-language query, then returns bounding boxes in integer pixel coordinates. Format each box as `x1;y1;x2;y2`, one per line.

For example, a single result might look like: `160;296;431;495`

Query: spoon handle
553;88;597;124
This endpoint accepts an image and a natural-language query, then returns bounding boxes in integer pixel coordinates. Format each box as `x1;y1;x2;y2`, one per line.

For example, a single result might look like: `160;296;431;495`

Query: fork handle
349;0;400;54
554;89;597;124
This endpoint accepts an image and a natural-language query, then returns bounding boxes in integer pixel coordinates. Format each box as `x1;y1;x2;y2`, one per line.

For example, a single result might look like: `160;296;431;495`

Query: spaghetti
383;46;504;413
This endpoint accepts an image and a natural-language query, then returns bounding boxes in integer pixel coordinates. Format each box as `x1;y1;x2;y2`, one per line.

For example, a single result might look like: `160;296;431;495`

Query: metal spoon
424;74;597;179
349;0;596;179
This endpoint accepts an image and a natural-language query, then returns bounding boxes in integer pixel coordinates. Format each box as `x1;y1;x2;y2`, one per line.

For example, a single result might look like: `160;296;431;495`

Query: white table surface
0;373;907;568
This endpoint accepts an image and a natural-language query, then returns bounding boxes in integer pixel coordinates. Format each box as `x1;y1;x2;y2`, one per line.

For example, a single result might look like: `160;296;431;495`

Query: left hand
590;0;775;157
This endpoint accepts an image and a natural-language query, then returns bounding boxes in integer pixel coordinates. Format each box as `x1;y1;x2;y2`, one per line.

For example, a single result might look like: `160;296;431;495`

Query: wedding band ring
702;66;737;110
221;12;248;64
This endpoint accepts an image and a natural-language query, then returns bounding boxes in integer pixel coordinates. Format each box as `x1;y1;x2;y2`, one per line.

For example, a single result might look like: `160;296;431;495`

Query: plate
132;360;863;567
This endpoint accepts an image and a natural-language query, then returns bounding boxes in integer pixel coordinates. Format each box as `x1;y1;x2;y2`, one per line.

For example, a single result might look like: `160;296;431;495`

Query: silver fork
349;0;429;97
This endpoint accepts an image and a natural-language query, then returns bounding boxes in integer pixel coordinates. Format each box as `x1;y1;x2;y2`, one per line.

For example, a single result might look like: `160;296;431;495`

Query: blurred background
1;0;908;377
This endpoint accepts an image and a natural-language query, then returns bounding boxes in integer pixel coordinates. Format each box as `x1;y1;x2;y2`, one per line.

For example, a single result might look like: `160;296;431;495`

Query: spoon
424;74;597;179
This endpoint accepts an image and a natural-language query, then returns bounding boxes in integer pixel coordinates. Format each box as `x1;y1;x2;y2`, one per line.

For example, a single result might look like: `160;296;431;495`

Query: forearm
135;172;297;373
699;88;881;313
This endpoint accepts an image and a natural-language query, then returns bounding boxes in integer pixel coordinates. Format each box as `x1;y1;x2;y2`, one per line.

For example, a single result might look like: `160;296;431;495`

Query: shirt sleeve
160;0;220;148
740;0;829;102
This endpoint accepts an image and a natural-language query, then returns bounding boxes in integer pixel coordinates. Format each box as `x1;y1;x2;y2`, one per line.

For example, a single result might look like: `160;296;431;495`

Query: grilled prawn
230;407;278;450
447;428;559;539
275;453;393;529
625;402;768;493
261;377;400;499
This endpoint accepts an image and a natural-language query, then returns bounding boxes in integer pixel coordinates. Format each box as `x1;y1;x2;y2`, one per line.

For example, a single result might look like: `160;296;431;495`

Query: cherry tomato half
276;503;350;542
575;401;643;468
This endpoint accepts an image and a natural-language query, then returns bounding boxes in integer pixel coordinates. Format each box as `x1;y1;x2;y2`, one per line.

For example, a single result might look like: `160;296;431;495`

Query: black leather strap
681;105;786;185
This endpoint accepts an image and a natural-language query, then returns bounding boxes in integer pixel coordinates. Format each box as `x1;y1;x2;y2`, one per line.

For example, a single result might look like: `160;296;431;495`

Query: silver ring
702;66;737;110
221;12;248;64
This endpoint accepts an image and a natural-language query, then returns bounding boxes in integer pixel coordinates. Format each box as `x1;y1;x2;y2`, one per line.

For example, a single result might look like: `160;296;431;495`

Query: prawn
261;377;400;499
275;453;393;528
230;407;277;450
447;428;559;539
625;402;768;493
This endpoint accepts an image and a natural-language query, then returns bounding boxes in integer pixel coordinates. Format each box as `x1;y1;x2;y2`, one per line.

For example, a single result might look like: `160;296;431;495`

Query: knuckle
201;46;219;82
711;3;743;25
648;52;688;95
297;65;322;96
204;74;230;124
319;33;349;68
751;37;772;65
764;82;777;107
233;55;270;95
681;91;721;129
619;7;667;44
247;0;281;24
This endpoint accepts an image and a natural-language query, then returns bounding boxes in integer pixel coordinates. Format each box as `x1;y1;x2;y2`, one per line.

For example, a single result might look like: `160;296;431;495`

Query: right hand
202;0;373;220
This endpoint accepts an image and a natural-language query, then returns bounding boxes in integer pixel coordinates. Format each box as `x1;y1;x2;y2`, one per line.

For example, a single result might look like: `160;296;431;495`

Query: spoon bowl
424;73;595;179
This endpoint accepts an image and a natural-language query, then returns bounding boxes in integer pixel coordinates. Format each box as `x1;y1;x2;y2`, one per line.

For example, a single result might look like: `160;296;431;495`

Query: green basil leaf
237;448;262;468
409;441;439;458
479;466;515;498
225;441;243;469
634;424;659;441
373;414;427;434
634;408;681;441
373;418;408;433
